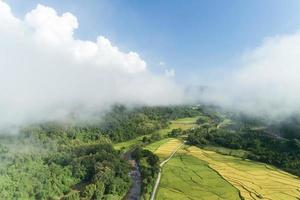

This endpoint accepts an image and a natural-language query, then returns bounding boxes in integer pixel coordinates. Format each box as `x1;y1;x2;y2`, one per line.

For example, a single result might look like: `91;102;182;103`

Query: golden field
187;146;300;200
153;139;182;160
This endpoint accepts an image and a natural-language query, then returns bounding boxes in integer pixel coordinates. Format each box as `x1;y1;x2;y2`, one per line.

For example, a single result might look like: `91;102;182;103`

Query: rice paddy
147;139;300;200
148;139;241;200
156;154;241;200
120;114;300;200
152;139;183;160
187;146;300;200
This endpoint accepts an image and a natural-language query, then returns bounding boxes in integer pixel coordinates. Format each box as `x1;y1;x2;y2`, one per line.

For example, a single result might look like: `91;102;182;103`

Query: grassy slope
144;138;173;153
114;117;198;150
202;145;248;158
187;146;300;200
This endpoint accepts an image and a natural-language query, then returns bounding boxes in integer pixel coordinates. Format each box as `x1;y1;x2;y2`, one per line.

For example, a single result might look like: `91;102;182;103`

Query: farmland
147;138;300;200
114;116;198;150
156;154;241;200
115;109;300;200
152;139;182;160
187;146;300;200
146;139;240;200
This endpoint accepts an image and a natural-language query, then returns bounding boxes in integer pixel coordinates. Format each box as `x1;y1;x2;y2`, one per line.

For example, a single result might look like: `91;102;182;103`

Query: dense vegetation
0;105;200;199
0;131;131;199
100;105;202;142
132;147;159;200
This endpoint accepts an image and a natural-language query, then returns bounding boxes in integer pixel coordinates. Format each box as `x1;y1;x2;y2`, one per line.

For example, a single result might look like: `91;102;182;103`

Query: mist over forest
1;1;300;200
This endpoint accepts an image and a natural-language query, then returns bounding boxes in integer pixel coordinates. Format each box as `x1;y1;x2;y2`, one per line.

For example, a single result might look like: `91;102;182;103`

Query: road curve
150;141;185;200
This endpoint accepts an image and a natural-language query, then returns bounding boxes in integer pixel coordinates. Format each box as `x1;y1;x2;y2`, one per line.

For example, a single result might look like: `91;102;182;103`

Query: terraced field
187;146;300;200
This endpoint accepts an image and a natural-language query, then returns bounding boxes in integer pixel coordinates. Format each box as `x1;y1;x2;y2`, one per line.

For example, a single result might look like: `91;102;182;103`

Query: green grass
144;138;173;152
114;116;198;151
170;117;198;124
203;145;248;158
113;127;172;151
156;154;241;200
216;118;233;129
113;135;144;150
188;146;300;200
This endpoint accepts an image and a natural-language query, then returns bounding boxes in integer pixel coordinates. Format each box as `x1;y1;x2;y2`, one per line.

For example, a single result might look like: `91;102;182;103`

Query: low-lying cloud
2;0;299;131
200;30;300;120
0;1;184;131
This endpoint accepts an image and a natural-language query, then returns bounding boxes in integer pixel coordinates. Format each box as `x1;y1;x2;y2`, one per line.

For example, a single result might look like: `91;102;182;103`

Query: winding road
150;141;185;200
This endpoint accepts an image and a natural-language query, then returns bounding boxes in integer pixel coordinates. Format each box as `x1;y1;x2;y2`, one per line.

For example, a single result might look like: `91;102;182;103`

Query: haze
2;0;300;131
0;1;184;131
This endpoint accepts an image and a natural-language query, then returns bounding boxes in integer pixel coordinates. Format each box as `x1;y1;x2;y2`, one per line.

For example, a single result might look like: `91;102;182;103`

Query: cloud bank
200;30;300;120
0;1;184;131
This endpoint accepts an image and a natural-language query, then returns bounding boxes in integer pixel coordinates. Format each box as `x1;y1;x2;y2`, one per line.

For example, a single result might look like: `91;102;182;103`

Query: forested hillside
0;105;201;200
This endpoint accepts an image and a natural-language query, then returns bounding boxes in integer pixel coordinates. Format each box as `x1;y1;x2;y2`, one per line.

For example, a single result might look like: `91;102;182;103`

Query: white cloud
200;30;300;119
0;1;184;131
159;61;165;67
164;69;175;77
25;4;78;45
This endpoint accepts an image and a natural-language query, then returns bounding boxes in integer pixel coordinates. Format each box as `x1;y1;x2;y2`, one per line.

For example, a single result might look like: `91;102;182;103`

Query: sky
2;0;300;132
7;0;300;83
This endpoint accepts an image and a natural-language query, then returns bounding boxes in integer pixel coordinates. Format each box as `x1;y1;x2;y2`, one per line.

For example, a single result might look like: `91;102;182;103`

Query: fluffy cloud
0;1;184;131
200;30;300;119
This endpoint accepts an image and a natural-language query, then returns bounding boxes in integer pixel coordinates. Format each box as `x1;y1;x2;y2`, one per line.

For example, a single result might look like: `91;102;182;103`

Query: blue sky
8;0;300;82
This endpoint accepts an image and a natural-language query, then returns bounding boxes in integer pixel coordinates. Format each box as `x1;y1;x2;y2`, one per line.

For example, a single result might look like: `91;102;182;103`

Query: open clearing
187;146;300;200
169;117;199;129
144;138;173;152
114;116;198;150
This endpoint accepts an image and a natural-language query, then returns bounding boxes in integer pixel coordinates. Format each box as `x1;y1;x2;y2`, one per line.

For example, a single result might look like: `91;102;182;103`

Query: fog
199;30;300;120
2;0;300;132
0;1;184;132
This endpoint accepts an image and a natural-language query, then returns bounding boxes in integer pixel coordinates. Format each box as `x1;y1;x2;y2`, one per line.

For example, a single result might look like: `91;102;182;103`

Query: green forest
2;104;300;199
0;105;201;200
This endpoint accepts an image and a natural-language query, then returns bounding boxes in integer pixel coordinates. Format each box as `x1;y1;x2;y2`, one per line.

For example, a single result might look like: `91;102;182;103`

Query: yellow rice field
187;146;300;200
153;139;182;160
150;139;241;200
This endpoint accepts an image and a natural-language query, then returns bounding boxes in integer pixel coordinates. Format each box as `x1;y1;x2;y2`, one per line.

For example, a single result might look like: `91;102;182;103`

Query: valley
139;109;300;200
1;105;300;200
